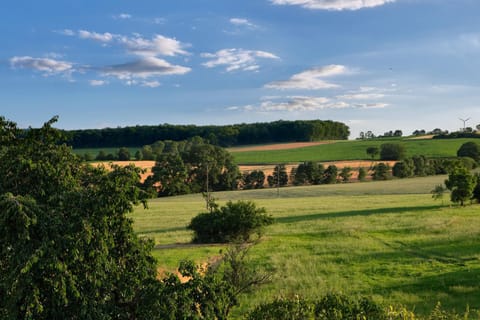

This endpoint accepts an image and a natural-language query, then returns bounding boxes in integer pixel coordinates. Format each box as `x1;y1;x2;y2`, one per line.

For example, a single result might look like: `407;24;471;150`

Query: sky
2;0;480;139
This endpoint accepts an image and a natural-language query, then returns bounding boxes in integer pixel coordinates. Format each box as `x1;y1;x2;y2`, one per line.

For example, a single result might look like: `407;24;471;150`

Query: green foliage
267;164;289;187
314;293;386;320
366;146;379;159
322;165;338;184
372;162;392;180
444;165;476;206
68;119;350;148
292;161;324;185
380;143;406;160
0;117;157;319
188;201;274;243
472;173;480;203
339;167;352;183
117;146;131;161
431;184;446;202
146;138;241;196
246;297;314;320
392;159;415;178
457;141;480;162
357;167;367;181
242;170;266;189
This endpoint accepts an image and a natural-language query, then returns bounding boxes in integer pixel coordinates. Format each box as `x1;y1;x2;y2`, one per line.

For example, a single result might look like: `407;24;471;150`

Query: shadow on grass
138;226;187;235
276;205;443;224
380;267;480;314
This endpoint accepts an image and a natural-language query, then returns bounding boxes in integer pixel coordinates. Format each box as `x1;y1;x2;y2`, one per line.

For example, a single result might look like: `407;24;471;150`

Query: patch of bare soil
228;141;335;152
407;135;434;140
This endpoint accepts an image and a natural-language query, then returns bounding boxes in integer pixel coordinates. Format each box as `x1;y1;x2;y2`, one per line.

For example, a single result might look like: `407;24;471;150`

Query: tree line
66;119;350;148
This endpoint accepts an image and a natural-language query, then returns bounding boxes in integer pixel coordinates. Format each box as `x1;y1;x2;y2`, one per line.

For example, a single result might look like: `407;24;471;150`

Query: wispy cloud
230;18;258;29
61;29;190;57
101;57;191;80
113;13;132;20
89;79;108;86
265;65;347;90
78;30;115;43
201;48;279;72
270;0;396;11
228;95;388;113
10;56;75;76
141;80;161;88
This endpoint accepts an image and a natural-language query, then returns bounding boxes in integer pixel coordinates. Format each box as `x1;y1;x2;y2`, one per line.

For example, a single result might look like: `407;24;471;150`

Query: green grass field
230;138;480;164
131;175;480;318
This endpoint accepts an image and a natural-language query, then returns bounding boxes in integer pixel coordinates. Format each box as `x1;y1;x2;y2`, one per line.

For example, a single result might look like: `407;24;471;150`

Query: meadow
132;175;480;318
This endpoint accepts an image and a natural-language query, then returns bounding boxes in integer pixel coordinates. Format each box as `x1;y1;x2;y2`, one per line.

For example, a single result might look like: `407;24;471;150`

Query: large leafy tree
0;117;157;319
445;165;476;206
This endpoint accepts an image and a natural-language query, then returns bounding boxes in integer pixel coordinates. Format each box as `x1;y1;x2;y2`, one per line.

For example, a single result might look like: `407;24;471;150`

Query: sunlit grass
132;176;480;318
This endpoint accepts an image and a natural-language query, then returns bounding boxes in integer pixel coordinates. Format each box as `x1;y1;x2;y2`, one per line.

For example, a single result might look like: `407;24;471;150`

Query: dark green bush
314;293;385;320
380;143;405;160
246;297;313;320
188;200;274;243
457;141;480;162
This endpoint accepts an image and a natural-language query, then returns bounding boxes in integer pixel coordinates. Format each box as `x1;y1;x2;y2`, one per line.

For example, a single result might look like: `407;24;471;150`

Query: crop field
132;175;480;318
230;138;480;164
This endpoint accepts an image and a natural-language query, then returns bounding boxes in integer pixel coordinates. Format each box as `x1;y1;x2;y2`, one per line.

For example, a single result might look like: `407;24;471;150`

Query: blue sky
2;0;480;138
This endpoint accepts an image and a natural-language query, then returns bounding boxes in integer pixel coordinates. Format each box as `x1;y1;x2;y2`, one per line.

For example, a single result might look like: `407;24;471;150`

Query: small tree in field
372;162;391;180
445;165;476;206
188;200;274;243
366;146;379;160
357;167;367;181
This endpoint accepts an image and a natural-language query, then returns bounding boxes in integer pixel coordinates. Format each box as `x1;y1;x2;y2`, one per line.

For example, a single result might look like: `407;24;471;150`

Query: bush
457;141;480;162
372;163;391;180
246;297;313;320
188;200;274;243
380;143;405;160
314;293;385;320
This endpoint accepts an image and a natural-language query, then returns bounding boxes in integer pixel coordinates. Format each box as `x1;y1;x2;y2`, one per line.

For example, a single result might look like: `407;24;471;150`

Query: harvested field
91;160;155;182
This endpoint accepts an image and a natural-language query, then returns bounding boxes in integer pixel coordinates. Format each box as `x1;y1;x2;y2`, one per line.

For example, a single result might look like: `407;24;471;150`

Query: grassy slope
230;138;480;164
132;175;480;318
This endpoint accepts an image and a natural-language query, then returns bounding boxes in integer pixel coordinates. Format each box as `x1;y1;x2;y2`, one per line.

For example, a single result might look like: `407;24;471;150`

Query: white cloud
265;65;347;90
10;56;75;76
114;13;132;19
230;18;257;29
201;48;279;72
338;93;385;100
353;103;389;108
57;29;75;36
118;34;189;57
141;80;161;88
270;0;396;11
78;30;114;43
101;57;191;80
89;79;108;86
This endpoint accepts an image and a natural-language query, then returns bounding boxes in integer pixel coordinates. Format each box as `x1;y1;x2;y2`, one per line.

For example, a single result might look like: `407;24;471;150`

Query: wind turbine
459;117;470;132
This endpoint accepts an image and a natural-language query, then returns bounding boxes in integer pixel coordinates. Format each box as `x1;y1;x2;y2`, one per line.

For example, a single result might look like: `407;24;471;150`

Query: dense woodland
66;119;350;148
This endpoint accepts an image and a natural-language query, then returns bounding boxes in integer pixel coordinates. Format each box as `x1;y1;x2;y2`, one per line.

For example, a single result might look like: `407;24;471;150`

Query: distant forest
66;119;350;148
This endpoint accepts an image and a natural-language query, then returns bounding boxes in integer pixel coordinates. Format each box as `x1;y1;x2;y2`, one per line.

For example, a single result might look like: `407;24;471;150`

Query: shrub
246;297;313;320
314;293;385;320
188;200;274;243
457;141;480;162
357;167;367;181
392;160;414;178
372;163;391;180
380;143;405;160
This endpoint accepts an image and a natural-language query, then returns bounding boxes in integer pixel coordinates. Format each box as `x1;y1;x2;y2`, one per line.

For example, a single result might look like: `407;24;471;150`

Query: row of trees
67;119;350;148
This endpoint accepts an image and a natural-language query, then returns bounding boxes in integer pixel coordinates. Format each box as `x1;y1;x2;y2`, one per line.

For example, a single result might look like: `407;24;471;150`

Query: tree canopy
0;117;160;319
